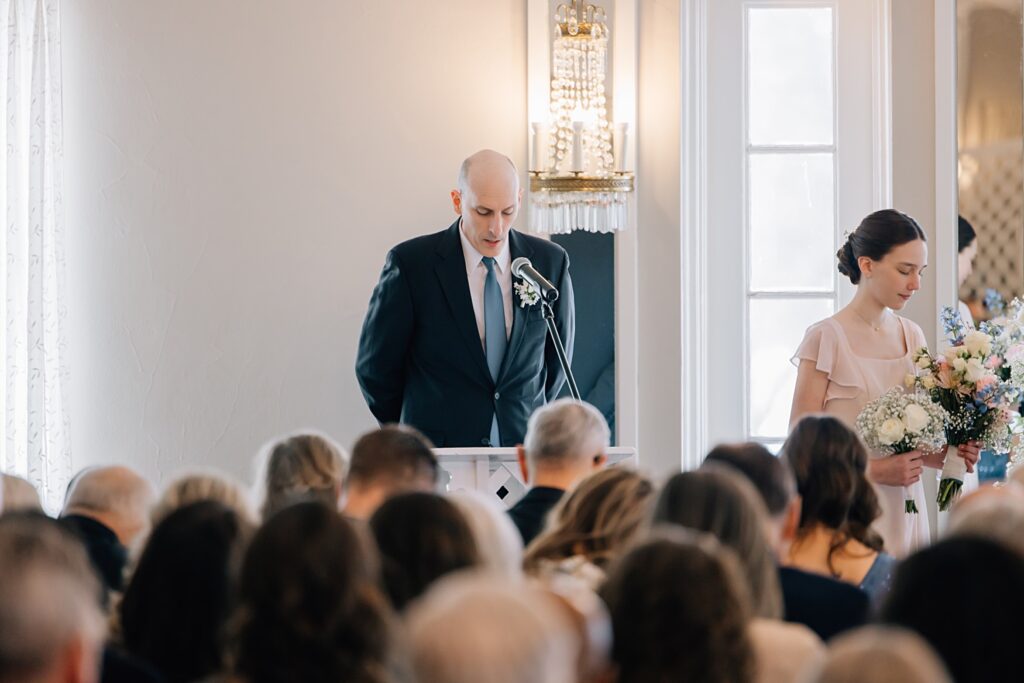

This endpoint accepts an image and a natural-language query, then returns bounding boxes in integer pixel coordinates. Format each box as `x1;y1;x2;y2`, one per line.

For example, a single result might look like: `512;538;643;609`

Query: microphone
511;257;559;303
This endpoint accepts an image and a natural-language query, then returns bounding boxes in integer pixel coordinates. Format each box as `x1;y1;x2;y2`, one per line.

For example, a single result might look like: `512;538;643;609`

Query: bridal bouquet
910;308;1023;510
856;387;948;514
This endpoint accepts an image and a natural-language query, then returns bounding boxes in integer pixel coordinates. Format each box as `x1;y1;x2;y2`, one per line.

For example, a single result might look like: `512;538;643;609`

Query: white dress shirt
459;223;513;346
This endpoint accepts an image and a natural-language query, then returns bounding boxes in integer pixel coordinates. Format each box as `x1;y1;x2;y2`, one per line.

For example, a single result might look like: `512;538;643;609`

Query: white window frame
682;0;893;467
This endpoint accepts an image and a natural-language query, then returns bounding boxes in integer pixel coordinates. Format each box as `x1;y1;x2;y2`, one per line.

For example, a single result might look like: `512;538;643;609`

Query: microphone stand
542;299;580;400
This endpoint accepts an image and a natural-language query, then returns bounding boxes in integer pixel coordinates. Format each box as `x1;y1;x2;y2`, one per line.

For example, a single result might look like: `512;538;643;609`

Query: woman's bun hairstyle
836;209;927;285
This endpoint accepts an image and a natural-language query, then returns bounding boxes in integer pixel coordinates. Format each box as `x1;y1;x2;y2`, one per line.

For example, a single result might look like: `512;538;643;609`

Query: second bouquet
856;387;948;514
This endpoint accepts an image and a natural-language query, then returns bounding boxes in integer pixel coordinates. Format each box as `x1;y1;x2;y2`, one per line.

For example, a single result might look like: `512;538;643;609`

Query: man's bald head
457;149;519;195
451;150;523;259
62;466;155;547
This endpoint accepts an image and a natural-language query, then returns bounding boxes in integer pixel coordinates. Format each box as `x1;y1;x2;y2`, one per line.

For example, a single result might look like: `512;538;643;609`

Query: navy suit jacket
356;220;575;447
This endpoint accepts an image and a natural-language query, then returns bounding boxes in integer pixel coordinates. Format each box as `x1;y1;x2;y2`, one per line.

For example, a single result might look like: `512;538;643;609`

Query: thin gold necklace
851;306;888;332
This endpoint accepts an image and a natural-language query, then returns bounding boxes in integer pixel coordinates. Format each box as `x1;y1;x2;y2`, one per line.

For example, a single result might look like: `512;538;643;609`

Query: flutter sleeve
791;320;863;403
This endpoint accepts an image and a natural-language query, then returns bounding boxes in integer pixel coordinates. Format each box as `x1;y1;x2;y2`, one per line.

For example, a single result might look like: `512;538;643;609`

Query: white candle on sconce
530;122;548;172
613;122;629;172
571;120;584;173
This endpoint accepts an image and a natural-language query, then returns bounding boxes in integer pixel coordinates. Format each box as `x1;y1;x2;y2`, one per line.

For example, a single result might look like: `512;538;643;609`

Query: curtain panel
1;0;71;512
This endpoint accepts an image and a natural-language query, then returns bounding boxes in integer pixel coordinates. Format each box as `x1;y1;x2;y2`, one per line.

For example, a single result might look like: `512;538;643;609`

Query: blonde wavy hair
256;432;348;521
523;467;655;574
151;471;255;526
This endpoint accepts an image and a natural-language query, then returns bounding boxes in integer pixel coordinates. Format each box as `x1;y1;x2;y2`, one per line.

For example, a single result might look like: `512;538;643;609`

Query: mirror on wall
957;0;1024;324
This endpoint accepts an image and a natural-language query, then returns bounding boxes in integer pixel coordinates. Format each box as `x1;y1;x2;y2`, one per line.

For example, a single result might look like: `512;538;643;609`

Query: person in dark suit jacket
356;150;574;447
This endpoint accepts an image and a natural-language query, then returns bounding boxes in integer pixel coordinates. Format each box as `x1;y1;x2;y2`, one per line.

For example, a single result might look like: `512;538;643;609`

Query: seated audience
407;572;579;683
1;472;43;513
523;467;655;590
60;466;155;595
370;492;480;611
0;514;106;683
703;443;869;640
599;529;755;683
653;469;824;682
448;491;524;579
804;626;951;683
508;398;609;545
880;536;1024;683
342;425;438;521
256;432;347;520
782;416;896;602
229;501;407;683
118;501;252;683
945;481;1024;558
151;471;255;526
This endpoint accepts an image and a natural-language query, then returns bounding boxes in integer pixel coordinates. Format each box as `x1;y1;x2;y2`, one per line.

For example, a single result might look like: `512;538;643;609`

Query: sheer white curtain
1;0;71;512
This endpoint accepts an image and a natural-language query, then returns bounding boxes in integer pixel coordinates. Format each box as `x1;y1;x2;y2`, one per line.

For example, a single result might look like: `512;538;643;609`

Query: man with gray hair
356;149;575;448
508;398;608;544
0;515;105;683
60;466;155;596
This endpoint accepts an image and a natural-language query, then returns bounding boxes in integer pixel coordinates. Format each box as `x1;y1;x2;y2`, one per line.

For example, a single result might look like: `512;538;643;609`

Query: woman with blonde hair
255;431;347;520
523;467;655;590
152;471;255;526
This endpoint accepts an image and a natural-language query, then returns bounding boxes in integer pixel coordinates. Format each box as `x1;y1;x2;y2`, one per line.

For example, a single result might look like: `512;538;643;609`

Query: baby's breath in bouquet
856;387;948;514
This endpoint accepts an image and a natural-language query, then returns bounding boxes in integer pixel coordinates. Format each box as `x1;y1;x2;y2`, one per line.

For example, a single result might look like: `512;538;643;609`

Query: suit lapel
497;230;536;383
435;221;492;382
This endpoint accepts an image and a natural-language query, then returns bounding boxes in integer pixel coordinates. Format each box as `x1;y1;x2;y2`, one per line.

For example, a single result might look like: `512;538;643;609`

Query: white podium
435;447;638;508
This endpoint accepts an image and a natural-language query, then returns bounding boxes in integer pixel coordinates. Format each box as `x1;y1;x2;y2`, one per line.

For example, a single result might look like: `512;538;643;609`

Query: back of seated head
232;501;404;682
946;482;1024;558
0;514;105;683
151;470;255;527
523;467;655;576
406;571;579;683
781;415;884;557
120;501;253;683
1;473;43;514
599;528;754;683
523;398;610;471
62;465;155;547
880;536;1024;683
653;468;783;619
369;491;480;611
703;442;795;517
256;431;348;520
447;491;524;579
805;626;951;683
348;424;438;490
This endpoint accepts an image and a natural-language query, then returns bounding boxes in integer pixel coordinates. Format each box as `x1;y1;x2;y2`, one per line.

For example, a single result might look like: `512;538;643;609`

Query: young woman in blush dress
790;210;980;556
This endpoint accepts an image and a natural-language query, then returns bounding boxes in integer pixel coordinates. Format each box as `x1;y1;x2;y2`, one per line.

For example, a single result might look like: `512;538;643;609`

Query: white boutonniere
514;279;540;308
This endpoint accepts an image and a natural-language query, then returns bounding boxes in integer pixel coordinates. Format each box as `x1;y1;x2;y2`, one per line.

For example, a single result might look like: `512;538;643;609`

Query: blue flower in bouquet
941;306;969;347
985;288;1006;317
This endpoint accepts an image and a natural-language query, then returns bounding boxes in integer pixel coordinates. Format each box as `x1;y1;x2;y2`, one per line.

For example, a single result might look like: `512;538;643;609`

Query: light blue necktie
483;257;507;446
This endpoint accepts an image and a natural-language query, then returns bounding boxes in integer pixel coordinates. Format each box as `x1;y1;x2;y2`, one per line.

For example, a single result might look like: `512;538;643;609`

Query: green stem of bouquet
937;478;963;512
905;499;919;514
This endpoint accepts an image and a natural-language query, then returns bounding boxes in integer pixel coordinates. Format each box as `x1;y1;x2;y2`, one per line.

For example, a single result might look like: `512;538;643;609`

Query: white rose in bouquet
965;330;993;357
952;357;968;373
965;357;988;383
878;418;906;445
903;403;930;434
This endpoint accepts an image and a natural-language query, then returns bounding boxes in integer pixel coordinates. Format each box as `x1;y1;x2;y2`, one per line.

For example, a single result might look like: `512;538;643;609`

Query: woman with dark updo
789;210;979;556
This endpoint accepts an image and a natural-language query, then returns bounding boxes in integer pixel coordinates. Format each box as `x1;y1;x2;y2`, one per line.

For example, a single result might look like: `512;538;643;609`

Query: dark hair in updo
836;209;926;285
957;215;976;253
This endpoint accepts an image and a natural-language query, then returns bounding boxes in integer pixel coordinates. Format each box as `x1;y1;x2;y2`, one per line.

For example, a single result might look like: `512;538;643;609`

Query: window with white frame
694;0;886;463
745;6;839;452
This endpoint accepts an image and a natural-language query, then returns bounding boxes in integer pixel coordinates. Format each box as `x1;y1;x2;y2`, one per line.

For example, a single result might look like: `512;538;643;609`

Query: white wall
892;0;940;350
62;1;526;485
